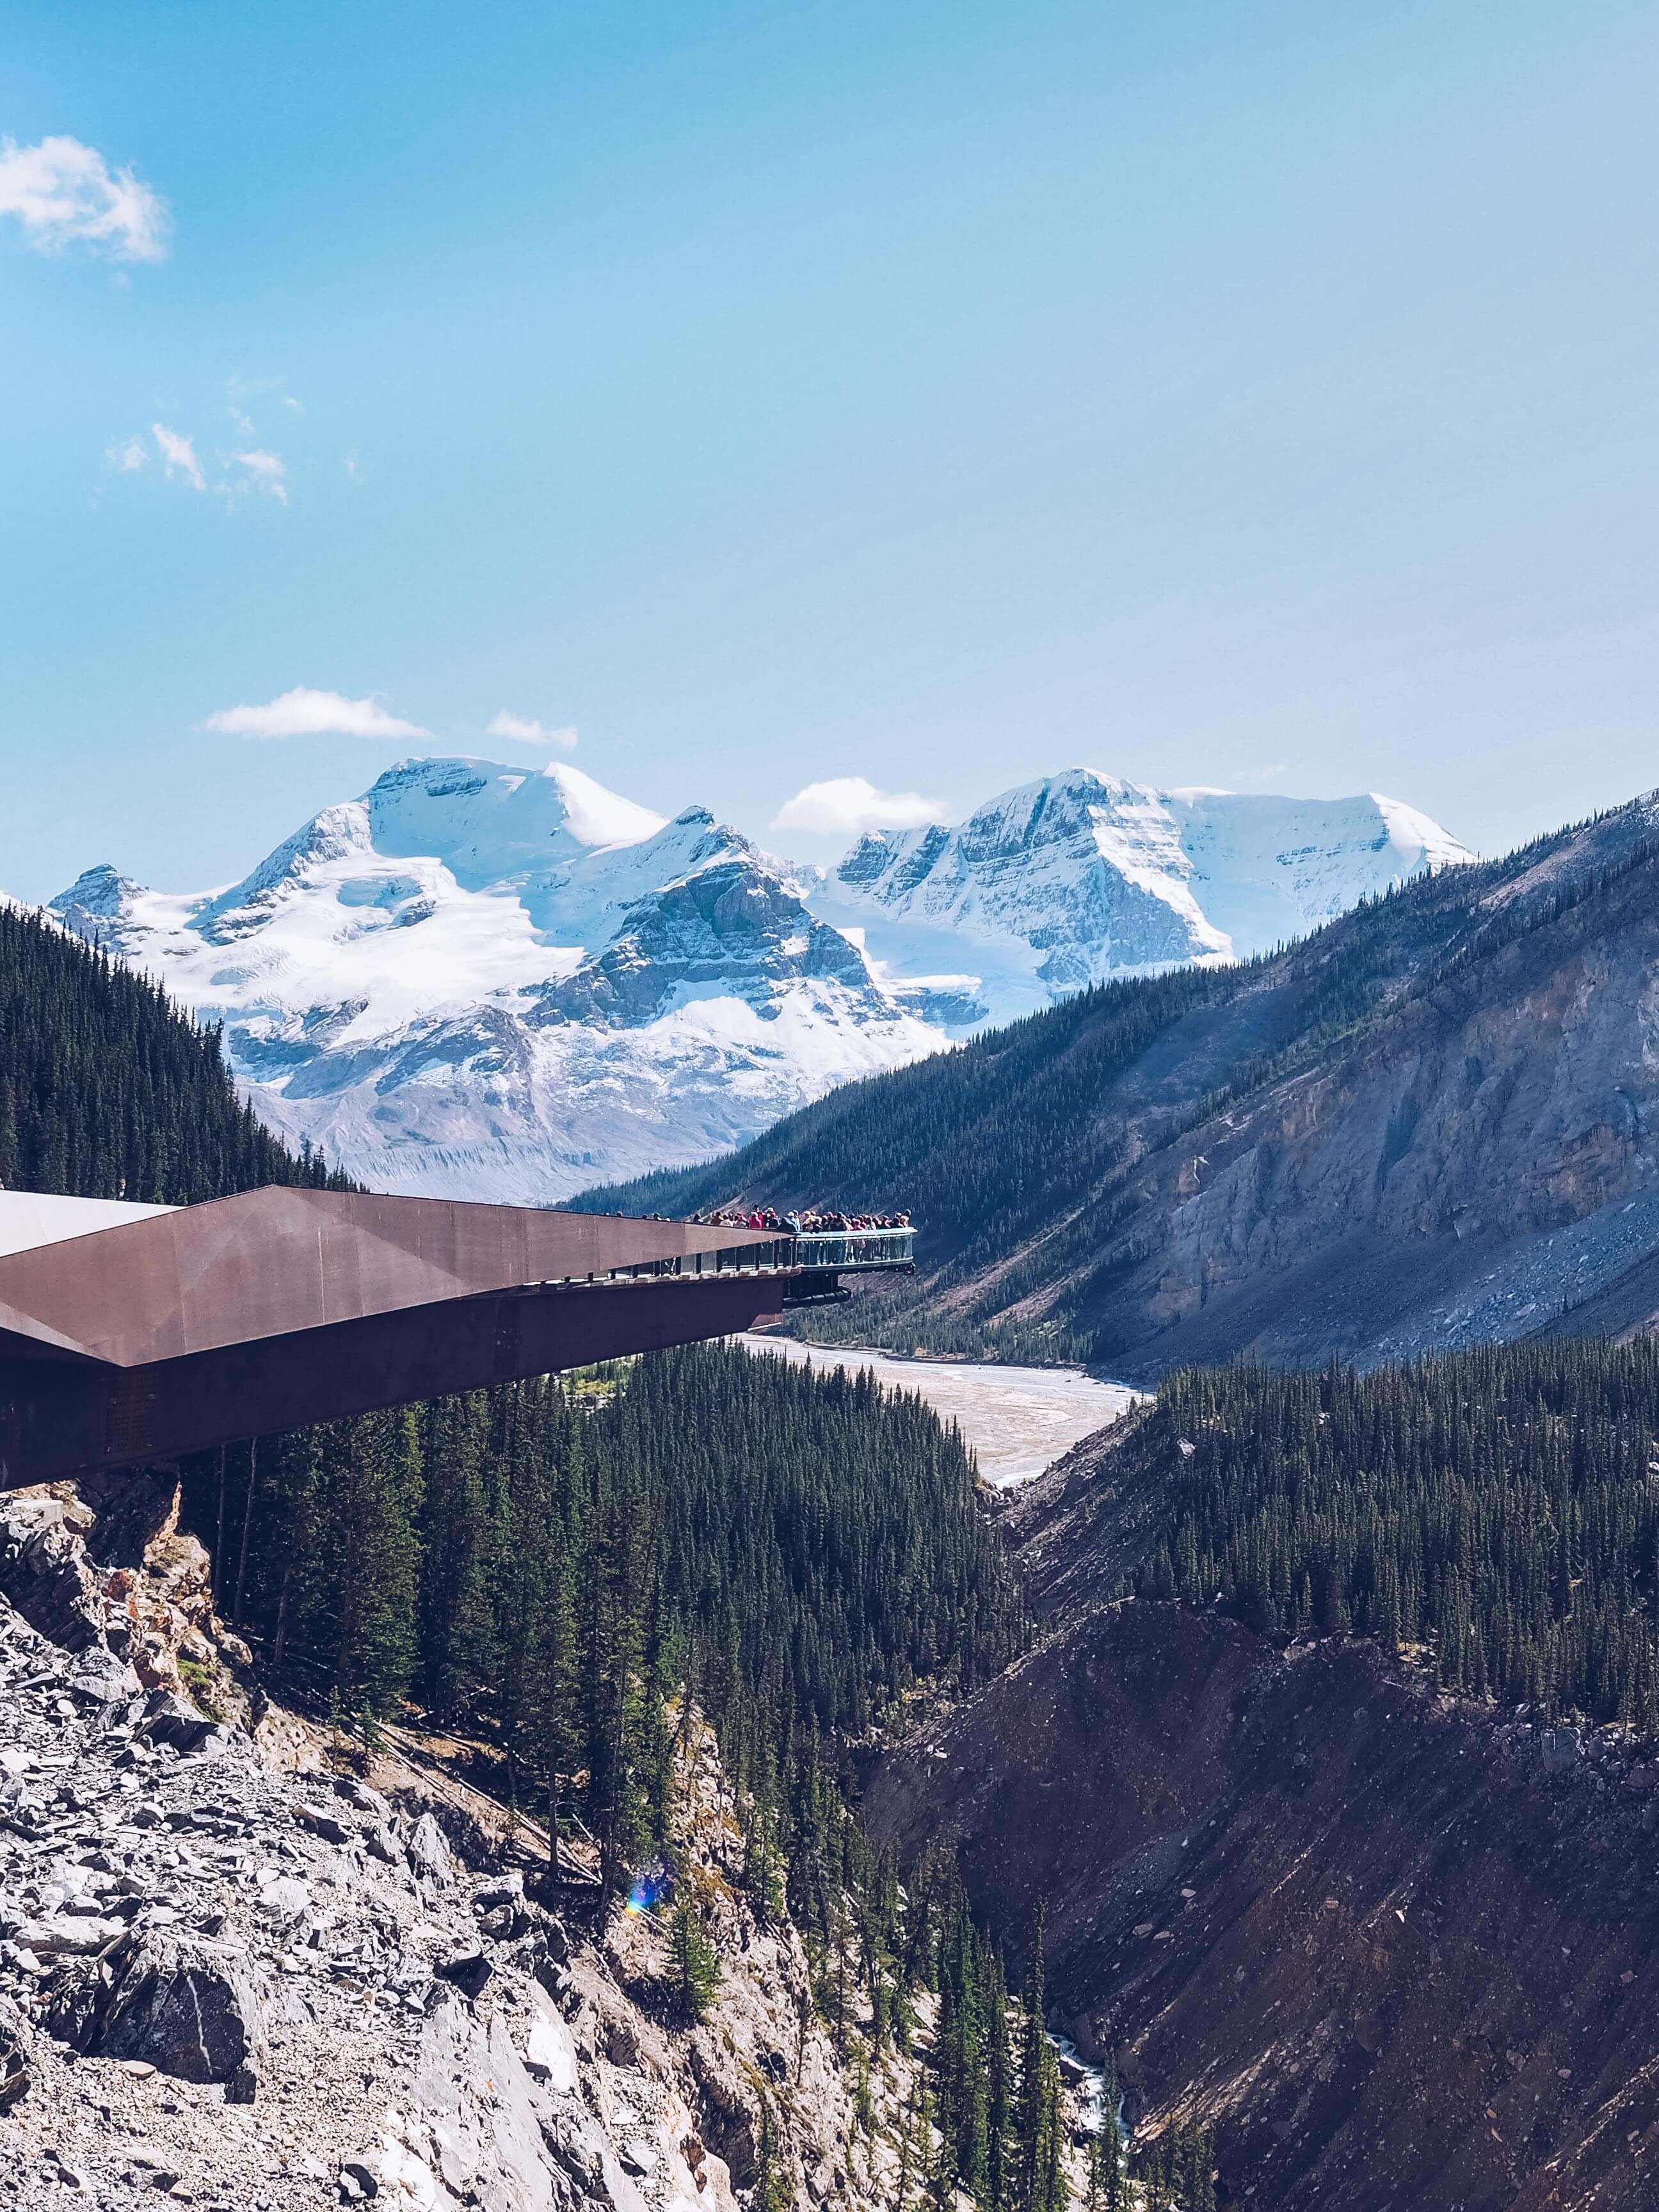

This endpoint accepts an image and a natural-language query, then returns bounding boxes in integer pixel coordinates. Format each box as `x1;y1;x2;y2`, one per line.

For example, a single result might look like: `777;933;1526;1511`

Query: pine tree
0;902;348;1206
328;1408;422;1715
668;1891;721;2023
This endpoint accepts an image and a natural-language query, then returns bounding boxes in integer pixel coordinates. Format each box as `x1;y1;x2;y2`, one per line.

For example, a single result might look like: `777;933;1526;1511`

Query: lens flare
623;1859;671;1917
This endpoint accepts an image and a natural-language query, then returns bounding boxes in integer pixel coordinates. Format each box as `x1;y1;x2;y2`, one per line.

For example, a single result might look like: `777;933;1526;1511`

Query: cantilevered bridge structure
0;1187;915;1490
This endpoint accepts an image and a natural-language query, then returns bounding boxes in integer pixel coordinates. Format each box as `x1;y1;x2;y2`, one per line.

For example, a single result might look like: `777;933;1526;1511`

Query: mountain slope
862;1341;1659;2211
867;1598;1659;2212
588;794;1659;1371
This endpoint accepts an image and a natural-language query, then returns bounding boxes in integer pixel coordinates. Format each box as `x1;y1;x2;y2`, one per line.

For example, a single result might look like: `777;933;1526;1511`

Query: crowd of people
688;1203;911;1234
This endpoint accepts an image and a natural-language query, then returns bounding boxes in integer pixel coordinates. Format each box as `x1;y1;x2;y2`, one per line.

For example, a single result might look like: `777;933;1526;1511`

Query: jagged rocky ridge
0;1477;1016;2211
46;757;1463;1203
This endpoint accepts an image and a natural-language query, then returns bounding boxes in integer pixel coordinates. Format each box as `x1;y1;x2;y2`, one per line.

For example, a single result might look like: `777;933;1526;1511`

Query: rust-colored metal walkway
0;1187;857;1488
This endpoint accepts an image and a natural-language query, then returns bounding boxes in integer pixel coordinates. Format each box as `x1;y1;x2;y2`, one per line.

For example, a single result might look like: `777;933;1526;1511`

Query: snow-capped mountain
48;758;1470;1202
808;772;1472;1028
49;758;939;1203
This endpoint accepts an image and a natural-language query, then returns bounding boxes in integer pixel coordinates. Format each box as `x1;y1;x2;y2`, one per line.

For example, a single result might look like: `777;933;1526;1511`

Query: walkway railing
570;1225;915;1286
792;1227;915;1270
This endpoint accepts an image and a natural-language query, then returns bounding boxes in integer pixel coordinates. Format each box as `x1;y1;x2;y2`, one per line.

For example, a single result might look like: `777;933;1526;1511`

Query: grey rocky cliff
0;1486;945;2211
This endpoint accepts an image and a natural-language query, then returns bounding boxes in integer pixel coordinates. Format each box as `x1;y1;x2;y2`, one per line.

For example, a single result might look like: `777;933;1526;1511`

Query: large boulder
408;1811;454;1886
42;1960;108;2052
437;1951;494;2001
138;1688;222;1756
75;1468;186;1573
96;1936;263;2083
66;1647;140;1712
415;1988;558;2209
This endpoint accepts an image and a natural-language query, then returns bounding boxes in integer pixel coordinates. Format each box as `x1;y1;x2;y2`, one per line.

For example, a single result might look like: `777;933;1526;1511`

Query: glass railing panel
791;1230;914;1267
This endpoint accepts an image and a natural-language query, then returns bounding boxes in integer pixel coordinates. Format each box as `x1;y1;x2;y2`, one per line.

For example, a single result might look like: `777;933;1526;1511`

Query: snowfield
48;756;1470;1201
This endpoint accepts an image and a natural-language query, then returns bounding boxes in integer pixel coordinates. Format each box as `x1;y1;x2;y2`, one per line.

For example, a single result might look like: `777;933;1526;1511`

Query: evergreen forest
1126;1343;1659;1733
0;903;345;1201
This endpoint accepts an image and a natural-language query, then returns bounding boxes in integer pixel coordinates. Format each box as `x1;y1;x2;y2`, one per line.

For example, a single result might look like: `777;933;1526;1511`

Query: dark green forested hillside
1109;1342;1659;1733
0;903;344;1200
586;963;1242;1261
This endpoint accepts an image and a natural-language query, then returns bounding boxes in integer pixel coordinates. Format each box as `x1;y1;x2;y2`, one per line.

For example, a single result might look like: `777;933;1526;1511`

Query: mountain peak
44;753;932;1205
53;863;144;918
816;770;1472;1021
47;753;1471;1204
365;757;667;884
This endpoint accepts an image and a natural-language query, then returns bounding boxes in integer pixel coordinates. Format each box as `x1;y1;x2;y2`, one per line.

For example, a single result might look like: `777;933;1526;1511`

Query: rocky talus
0;1485;947;2211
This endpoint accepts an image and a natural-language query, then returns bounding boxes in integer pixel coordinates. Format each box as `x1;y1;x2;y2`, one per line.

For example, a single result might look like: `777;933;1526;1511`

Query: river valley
737;1333;1142;1486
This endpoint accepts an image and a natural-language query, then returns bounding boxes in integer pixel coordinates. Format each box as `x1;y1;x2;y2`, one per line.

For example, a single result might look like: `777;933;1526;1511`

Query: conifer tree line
1129;1342;1659;1732
0;904;345;1201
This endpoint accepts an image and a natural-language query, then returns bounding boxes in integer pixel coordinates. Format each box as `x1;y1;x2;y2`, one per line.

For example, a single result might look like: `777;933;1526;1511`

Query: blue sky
4;0;1659;897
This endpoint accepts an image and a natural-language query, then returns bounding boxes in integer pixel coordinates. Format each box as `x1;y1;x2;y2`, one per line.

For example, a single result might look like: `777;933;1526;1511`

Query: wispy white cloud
232;448;288;504
486;710;577;750
106;434;148;474
342;448;361;485
0;134;170;262
152;423;204;491
202;687;429;741
773;776;949;839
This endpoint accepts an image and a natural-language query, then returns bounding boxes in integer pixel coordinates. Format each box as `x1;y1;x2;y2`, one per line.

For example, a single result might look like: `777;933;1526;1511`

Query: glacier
47;757;1470;1202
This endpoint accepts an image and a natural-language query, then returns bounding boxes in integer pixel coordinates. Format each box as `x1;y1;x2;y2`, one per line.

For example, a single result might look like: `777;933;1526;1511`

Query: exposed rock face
531;860;873;1030
0;1483;960;2211
0;1560;746;2210
0;1495;104;1651
865;1427;1659;2211
0;1479;233;1713
1077;834;1659;1370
